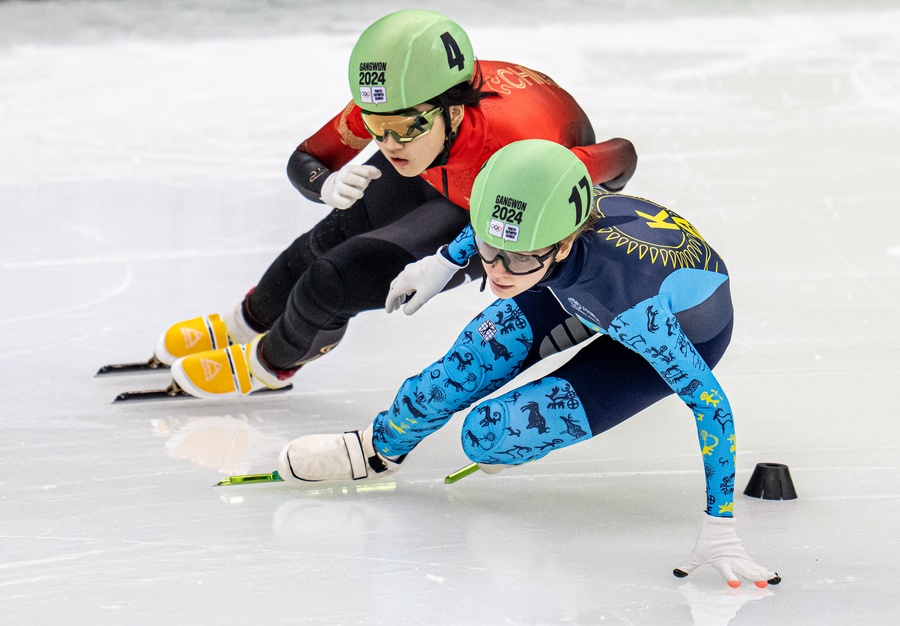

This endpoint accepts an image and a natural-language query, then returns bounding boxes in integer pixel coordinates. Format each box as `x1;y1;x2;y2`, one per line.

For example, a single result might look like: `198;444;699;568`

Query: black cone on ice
743;463;798;500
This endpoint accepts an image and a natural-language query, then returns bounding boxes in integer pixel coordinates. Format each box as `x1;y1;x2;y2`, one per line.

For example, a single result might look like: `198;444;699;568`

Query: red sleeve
572;138;638;191
296;101;373;171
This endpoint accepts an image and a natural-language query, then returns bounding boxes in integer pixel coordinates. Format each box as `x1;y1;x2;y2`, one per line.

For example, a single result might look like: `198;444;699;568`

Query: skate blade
112;382;293;404
96;356;169;377
215;471;283;487
444;462;480;484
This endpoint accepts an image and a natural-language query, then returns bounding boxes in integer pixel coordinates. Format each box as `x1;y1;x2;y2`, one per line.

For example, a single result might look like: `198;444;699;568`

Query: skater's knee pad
310;238;414;316
460;399;518;465
290;259;348;326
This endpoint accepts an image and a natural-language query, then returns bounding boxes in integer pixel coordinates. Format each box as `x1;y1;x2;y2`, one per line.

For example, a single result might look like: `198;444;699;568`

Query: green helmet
349;10;474;112
471;140;594;252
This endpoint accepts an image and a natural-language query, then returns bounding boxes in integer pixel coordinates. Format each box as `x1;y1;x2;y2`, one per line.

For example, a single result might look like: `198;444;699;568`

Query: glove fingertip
727;580;741;589
768;574;782;585
673;569;689;578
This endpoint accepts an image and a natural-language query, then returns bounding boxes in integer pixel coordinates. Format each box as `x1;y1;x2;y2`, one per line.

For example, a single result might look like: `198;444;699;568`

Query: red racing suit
252;61;636;372
292;60;637;207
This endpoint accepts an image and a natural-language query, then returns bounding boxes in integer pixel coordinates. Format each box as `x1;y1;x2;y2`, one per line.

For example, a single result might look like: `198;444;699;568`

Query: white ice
1;1;899;624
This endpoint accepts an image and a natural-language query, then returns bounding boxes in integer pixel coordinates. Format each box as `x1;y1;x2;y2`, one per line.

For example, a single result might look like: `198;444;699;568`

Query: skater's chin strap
426;127;458;170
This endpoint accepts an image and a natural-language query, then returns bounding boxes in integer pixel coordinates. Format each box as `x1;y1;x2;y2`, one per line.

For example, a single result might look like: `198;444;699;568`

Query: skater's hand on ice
674;514;781;588
386;249;464;315
320;164;381;209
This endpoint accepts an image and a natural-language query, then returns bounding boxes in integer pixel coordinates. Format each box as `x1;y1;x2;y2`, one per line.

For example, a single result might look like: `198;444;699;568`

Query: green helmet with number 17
349;10;474;112
470;140;594;252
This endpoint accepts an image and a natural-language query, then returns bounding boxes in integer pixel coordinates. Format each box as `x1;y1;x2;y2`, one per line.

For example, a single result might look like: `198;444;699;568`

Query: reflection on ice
155;414;287;474
679;582;772;626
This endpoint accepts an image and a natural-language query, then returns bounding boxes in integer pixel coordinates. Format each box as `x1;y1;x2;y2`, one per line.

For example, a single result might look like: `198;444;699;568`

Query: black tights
245;151;479;371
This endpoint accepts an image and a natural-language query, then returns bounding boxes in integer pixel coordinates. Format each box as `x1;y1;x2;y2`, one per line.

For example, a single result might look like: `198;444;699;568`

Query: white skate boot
277;425;404;483
154;302;259;365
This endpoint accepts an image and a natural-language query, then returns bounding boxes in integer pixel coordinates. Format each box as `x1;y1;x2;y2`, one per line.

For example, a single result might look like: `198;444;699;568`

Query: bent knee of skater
291;259;347;317
460;399;516;465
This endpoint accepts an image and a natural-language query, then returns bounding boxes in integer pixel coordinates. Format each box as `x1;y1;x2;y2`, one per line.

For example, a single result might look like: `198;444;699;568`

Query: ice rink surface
1;0;899;624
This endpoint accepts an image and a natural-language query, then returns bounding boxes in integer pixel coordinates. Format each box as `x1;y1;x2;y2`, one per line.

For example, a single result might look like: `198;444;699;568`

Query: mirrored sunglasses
361;107;444;143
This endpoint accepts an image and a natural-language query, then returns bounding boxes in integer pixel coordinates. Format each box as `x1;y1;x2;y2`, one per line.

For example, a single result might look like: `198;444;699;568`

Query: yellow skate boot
154;303;259;365
170;336;291;399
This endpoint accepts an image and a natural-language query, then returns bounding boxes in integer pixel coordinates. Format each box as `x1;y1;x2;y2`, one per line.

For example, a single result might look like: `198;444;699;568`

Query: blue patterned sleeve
608;296;736;517
442;224;477;266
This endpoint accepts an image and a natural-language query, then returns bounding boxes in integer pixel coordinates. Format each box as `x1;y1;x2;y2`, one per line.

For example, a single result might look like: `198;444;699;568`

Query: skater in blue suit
278;140;780;588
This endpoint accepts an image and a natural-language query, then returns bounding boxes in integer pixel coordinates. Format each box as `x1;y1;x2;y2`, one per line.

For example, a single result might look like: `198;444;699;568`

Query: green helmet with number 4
349;10;474;112
470;140;594;252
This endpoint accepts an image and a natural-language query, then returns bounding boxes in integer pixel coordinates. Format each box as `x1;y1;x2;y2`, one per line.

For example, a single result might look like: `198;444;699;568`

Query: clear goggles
475;236;559;276
361;107;444;143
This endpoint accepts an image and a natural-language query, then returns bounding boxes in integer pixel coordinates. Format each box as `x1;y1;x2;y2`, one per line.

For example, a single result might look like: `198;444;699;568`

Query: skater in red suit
156;9;636;399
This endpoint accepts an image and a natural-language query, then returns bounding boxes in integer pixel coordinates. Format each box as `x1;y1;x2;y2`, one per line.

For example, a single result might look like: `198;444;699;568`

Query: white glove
319;164;381;210
674;514;780;588
385;251;464;316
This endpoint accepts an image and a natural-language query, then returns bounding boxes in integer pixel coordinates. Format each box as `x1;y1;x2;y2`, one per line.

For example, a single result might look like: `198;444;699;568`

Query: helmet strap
538;256;564;283
423;100;461;169
541;262;558;282
428;127;456;169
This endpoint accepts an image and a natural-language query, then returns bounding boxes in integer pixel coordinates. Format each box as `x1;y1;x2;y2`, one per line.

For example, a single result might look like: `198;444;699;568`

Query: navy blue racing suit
372;190;738;518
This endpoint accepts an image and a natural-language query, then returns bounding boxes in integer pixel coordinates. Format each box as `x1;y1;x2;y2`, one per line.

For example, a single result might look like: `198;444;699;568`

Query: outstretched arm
610;294;735;517
609;292;779;587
